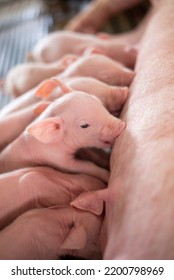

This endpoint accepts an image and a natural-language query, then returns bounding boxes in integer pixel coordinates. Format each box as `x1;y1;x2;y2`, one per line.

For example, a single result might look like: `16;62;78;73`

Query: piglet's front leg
68;158;110;183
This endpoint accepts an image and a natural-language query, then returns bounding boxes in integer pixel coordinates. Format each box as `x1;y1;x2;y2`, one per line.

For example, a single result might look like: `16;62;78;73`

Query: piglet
0;166;105;231
27;31;136;68
37;77;128;114
0;206;103;260
58;54;134;86
0;91;126;182
0;166;105;259
0;77;128;116
4;56;77;97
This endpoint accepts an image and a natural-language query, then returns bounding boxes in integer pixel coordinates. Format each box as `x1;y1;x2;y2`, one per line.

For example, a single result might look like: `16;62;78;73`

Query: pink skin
0;103;110;172
4;59;70;97
28;31;137;68
0;102;50;151
100;0;174;259
59;54;135;86
59;77;128;114
65;0;156;53
65;0;156;63
0;85;43;116
1;0;171;261
0;164;105;260
0;92;125;182
0;77;128;116
0;78;127;170
0;105;36;151
71;188;110;216
0;205;103;260
4;51;134;98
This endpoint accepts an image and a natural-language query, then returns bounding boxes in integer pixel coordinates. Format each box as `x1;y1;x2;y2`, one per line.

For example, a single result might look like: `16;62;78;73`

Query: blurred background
0;0;149;108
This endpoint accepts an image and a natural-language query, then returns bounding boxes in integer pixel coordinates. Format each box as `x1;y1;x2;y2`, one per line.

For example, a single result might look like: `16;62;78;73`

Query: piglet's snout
100;118;126;146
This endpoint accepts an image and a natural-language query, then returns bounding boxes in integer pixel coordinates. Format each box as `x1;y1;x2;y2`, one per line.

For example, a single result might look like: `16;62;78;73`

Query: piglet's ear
33;102;51;116
51;78;72;94
61;225;87;250
35;80;58;98
35;78;72;98
70;189;108;215
27;117;64;144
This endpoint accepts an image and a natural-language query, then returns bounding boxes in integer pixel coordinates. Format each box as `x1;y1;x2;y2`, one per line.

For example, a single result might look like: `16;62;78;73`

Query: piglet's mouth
104;141;111;145
102;140;114;146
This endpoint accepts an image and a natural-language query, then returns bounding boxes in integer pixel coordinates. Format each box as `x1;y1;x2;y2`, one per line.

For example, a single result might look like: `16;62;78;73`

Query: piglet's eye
80;124;90;128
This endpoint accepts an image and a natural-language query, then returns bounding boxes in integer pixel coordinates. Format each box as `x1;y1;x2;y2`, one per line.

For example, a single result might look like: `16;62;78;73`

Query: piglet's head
27;91;125;150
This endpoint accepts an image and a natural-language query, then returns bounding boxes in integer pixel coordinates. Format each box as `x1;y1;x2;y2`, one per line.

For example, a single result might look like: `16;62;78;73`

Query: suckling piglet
0;91;126;182
0;166;105;231
58;54;134;86
37;77;128;115
27;31;136;68
3;53;133;98
4;56;77;97
0;77;128;116
0;205;103;260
